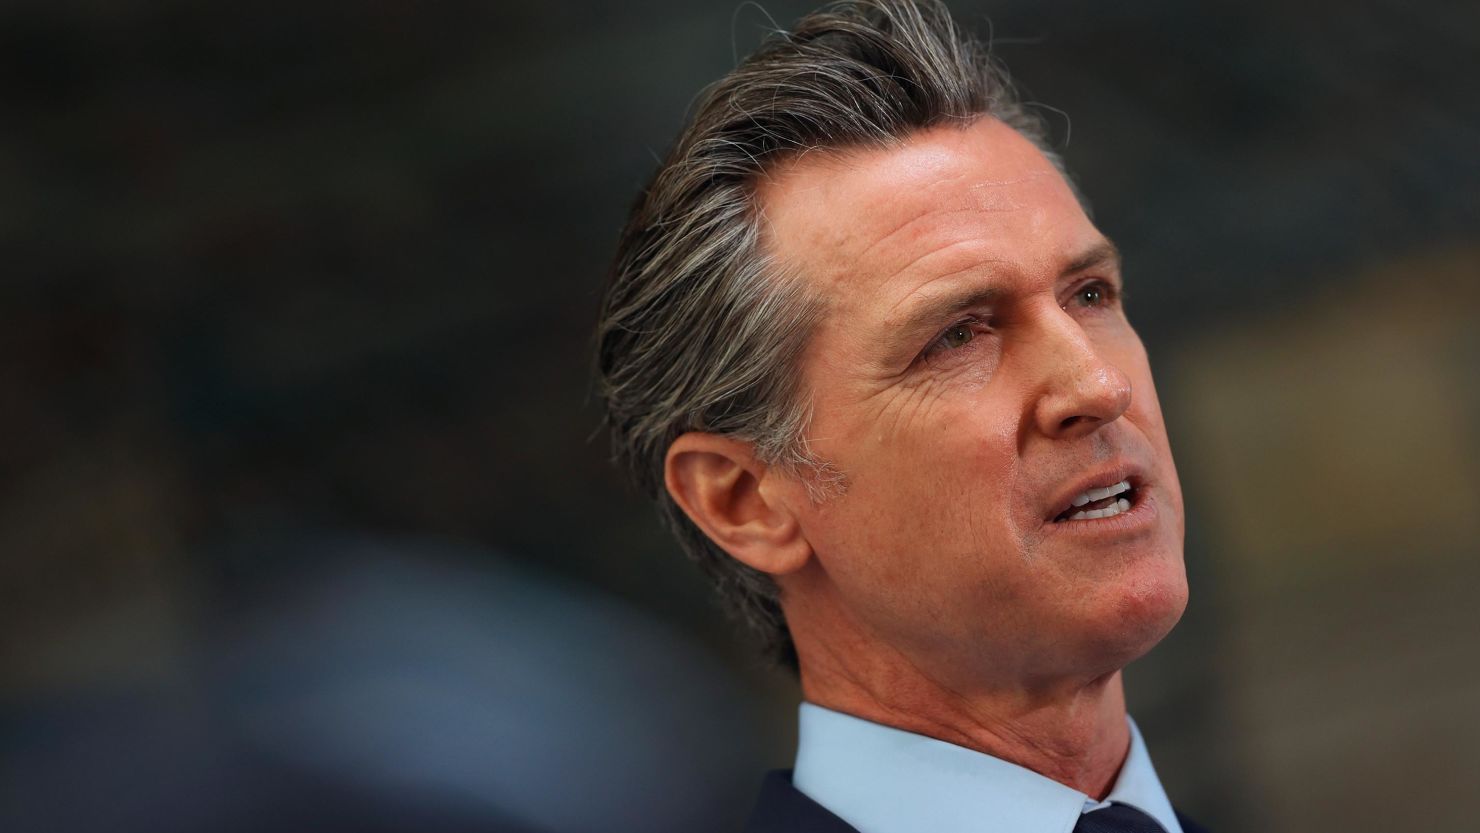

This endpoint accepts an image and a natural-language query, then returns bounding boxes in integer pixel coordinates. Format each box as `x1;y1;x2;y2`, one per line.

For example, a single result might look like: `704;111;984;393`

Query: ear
664;432;812;576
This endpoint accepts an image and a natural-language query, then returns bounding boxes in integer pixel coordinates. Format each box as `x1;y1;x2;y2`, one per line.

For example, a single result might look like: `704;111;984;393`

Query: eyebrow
882;238;1123;364
894;285;1005;343
1064;239;1122;277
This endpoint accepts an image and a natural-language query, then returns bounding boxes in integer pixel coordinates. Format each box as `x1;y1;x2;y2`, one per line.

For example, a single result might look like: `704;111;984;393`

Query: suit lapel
1174;808;1212;833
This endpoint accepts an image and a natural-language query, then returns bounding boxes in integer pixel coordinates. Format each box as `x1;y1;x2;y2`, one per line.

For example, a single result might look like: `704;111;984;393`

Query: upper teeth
1071;480;1130;507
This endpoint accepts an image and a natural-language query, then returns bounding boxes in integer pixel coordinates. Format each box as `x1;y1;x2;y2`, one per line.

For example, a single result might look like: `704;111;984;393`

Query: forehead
755;118;1093;305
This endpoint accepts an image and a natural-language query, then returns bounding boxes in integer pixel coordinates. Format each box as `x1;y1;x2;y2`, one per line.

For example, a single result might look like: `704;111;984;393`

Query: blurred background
2;0;1477;831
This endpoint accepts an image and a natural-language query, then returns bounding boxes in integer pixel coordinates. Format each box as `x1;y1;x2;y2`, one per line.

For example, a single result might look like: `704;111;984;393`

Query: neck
793;621;1132;799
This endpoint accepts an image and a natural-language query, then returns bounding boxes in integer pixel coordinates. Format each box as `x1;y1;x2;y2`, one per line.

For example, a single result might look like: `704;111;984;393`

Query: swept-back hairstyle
596;0;1064;670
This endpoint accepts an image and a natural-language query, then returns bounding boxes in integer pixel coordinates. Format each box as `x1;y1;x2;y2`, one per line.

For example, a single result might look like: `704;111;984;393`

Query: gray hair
596;0;1066;670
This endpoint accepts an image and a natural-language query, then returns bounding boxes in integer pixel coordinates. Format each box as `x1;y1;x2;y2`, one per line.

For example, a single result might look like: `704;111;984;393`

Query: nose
1030;307;1132;440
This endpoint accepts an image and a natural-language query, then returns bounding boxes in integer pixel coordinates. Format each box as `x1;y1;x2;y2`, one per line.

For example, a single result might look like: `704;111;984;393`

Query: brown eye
1077;284;1104;306
942;324;975;349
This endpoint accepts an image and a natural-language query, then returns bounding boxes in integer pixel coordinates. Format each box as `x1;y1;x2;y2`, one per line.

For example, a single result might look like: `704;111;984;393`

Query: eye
918;316;992;365
940;323;975;349
1064;279;1118;310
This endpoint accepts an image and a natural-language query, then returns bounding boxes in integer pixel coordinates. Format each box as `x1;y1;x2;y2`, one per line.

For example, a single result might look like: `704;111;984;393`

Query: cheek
808;399;1026;575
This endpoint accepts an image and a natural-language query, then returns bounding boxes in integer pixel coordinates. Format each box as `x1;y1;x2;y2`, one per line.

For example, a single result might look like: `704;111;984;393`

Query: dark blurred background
2;1;1478;831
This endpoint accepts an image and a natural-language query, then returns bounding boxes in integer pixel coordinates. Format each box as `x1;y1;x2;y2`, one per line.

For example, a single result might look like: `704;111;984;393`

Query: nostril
1058;414;1102;432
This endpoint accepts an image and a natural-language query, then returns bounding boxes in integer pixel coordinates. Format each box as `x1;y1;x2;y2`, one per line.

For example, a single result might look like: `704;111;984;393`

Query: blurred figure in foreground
1;531;764;832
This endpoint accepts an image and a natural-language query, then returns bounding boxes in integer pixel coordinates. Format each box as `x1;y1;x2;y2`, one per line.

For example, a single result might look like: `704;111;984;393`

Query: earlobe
664;432;812;576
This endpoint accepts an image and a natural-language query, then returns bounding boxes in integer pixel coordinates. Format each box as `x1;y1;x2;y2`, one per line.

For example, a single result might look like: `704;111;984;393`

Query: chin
1087;561;1189;671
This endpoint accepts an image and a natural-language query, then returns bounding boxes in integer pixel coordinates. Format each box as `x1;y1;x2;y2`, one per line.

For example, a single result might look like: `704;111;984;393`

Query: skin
665;118;1187;799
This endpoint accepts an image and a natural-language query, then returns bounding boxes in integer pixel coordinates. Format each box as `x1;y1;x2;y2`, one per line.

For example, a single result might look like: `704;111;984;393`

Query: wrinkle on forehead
756;120;1085;335
853;166;1062;263
854;201;1021;271
791;170;1060;271
881;254;1013;320
966;171;1061;191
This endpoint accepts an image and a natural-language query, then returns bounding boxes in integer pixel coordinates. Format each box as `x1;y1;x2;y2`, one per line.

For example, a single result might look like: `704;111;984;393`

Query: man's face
759;119;1187;690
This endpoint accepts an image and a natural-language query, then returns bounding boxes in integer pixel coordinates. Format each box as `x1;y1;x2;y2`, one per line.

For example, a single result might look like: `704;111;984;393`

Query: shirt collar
1093;715;1183;832
792;702;1183;833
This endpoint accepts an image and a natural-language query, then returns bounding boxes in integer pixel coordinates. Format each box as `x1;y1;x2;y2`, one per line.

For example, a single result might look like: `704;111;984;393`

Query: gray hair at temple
595;0;1070;670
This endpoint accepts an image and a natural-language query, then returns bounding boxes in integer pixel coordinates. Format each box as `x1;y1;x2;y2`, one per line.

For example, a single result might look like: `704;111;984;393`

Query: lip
1042;485;1159;540
1043;462;1149;524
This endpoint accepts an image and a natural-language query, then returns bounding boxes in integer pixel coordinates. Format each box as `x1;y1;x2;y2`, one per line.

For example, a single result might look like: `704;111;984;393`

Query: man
597;1;1206;830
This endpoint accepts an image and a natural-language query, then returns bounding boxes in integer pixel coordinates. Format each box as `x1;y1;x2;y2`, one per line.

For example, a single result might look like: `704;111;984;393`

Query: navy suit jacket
743;770;1210;833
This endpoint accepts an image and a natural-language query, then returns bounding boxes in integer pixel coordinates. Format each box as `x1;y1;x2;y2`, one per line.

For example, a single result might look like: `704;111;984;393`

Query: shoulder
742;769;860;833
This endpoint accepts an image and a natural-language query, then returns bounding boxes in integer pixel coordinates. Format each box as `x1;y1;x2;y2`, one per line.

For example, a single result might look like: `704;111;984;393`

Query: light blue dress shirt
793;703;1183;833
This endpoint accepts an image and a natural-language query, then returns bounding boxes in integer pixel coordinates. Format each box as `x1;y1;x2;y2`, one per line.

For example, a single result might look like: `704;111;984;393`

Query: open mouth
1053;479;1137;523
